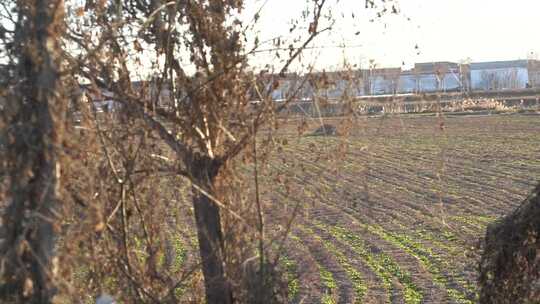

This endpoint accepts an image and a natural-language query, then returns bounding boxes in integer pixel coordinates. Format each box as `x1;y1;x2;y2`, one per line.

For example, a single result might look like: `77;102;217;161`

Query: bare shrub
479;184;540;304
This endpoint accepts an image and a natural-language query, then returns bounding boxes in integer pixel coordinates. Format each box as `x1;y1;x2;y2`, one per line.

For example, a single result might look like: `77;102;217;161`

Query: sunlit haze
245;0;540;71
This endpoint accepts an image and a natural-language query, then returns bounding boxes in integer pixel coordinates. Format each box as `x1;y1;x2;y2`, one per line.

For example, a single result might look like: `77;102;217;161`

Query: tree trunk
0;0;66;302
188;154;233;304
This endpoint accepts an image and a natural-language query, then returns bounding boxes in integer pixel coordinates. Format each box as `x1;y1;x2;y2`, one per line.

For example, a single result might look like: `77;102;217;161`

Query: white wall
370;76;396;95
441;73;461;91
417;74;438;92
470;67;528;90
398;74;416;93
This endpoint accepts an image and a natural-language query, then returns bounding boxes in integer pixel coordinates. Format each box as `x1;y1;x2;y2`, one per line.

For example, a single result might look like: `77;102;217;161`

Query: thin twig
252;123;265;280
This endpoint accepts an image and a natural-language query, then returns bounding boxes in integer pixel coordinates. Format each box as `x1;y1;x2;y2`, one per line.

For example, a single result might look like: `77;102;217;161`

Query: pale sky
244;0;540;71
6;1;536;75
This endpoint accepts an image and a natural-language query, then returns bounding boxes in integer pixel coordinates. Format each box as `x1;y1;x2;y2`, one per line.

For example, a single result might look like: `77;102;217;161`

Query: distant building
83;87;119;113
527;60;540;88
307;70;365;98
397;69;417;93
260;71;367;101
460;64;472;92
393;62;466;94
248;59;540;103
412;62;462;92
255;72;304;101
366;68;401;95
469;60;529;91
86;59;540;110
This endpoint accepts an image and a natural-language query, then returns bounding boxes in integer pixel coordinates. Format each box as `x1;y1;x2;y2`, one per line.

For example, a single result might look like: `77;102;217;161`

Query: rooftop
470;60;529;70
414;62;460;73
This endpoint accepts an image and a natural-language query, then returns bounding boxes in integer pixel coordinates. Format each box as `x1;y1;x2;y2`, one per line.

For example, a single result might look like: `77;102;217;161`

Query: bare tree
67;0;332;302
0;0;397;302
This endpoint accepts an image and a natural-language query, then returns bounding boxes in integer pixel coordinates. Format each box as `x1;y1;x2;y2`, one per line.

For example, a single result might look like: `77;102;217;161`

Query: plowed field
264;113;540;304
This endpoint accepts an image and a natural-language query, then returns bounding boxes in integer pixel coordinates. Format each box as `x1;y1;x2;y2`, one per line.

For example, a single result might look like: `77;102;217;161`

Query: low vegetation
263;114;540;303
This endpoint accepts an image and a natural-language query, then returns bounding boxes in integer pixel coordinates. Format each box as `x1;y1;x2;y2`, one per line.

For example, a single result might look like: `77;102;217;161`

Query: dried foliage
62;0;334;302
479;184;540;304
0;0;351;303
6;1;536;304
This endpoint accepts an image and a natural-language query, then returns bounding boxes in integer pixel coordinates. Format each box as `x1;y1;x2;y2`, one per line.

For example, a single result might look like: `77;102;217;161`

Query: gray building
469;60;529;91
412;62;462;92
395;62;464;94
256;59;540;102
309;71;365;99
527;60;540;88
398;71;417;93
366;68;401;95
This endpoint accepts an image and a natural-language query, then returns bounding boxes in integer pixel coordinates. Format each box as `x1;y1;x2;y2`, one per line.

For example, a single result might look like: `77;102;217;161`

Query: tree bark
0;0;66;302
188;154;233;304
